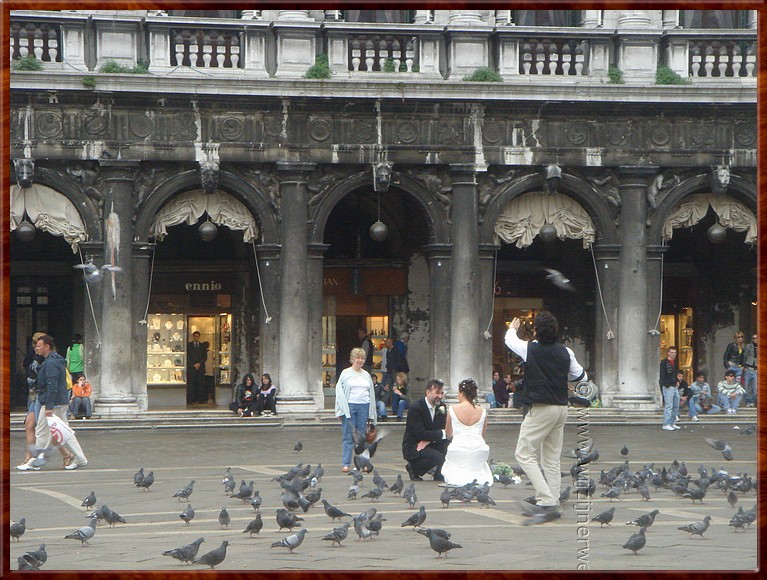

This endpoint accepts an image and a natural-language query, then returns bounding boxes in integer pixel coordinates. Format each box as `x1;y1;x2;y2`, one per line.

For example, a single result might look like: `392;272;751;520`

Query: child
69;374;93;419
688;371;722;418
718;370;746;414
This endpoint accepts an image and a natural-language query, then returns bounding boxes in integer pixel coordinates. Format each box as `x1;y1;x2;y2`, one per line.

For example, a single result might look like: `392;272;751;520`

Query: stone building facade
9;9;757;415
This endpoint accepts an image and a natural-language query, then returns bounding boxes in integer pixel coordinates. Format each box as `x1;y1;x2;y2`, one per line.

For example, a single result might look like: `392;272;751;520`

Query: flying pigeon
17;556;37;571
322;499;352;521
626;509;660;528
179;503;195;525
163;537;205;564
623;527;647;554
133;467;144;486
81;491;97;510
74;260;122;285
173;480;196;501
242;513;263;537
322;522;351;547
704;438;734;460
218;507;230;528
137;471;155;491
418;527;463;557
517;502;562;526
592;507;616;527
678;515;712;538
401;505;427;529
294;441;303;453
22;544;47;569
621;445;629;456
194;540;228;569
543;268;575;291
10;518;26;541
100;505;126;527
64;517;97;546
271;528;308;553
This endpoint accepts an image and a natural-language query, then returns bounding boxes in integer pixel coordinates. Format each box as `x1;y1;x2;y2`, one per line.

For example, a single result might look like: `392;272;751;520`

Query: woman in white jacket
335;347;377;472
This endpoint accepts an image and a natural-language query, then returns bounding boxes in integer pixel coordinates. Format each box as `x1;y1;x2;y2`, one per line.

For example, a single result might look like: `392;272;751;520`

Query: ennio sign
185;281;223;291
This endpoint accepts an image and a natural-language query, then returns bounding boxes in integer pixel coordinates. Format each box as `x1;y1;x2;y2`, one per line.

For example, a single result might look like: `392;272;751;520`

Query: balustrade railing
349;34;418;72
519;37;587;75
171;28;242;68
10;20;61;62
689;38;756;77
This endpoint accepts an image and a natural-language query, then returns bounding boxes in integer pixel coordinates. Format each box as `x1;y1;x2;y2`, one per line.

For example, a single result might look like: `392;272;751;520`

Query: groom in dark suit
402;379;449;481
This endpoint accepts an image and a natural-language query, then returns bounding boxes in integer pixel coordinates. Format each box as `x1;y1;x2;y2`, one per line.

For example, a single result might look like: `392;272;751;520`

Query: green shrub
491;461;512;476
98;59;150;74
411;64;420;73
12;55;43;71
607;65;624;84
81;76;96;89
383;57;396;73
655;65;691;85
304;54;331;79
462;67;502;82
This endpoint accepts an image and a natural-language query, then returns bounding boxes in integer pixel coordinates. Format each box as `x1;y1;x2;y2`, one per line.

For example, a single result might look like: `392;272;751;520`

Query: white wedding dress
441;406;493;487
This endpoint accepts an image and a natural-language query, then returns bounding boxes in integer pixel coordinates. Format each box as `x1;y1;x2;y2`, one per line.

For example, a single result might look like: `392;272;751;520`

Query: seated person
717;370;746;414
373;374;390;421
391;371;411;421
688;371;722;418
69;374;93;419
253;373;277;416
492;370;511;408
230;373;256;416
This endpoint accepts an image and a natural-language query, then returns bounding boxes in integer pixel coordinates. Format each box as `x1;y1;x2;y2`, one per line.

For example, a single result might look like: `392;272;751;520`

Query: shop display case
146;313;186;384
322;315;337;388
365;315;389;376
218;313;232;385
659;307;694;383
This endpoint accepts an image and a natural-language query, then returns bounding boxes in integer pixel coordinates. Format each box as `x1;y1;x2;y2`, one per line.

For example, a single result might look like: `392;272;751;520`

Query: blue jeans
727;364;744;380
341;402;369;467
391;393;410;418
662;386;680;426
376;400;388;418
743;368;757;405
718;393;743;411
69;396;93;418
692;400;722;415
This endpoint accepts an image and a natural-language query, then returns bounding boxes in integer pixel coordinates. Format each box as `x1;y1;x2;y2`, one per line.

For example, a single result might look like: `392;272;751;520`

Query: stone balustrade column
612;167;657;410
94;161;140;415
276;163;317;412
618;10;651;28
423;244;452;384
662;10;679;28
449;10;484;25
277;10;312;21
449;165;480;393
413;10;433;24
581;10;603;28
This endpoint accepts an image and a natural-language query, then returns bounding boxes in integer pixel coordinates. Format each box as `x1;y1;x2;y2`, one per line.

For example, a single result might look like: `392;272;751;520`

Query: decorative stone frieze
13;158;34;188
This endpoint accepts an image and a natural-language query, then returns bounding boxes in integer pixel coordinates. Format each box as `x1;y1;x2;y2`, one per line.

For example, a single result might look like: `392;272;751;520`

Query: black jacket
401;397;446;462
659;357;678;388
188;341;208;368
723;342;744;369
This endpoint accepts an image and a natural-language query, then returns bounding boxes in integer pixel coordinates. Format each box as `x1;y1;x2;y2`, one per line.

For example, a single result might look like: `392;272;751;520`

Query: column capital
591;244;621;259
132;241;156;258
646;244;670;257
422;243;452;259
254;243;282;260
78;240;105;257
449;163;477;178
98;159;140;179
479;243;501;256
308;243;330;257
276;162;316;176
616;165;659;179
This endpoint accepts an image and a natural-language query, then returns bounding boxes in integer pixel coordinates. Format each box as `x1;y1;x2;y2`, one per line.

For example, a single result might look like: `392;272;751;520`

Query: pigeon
173;480;196;501
727;490;738;508
294;441;303;453
390;474;404;495
352;513;378;541
559;486;571;504
362;486;384;501
405;487;418;509
81;491;97;510
73;260;122;284
372;469;388;490
440;488;452;508
626;509;659;529
218;507;230;528
163;537;205;564
637;483;652;501
348;484;359;499
577;448;599;466
133;467;145;486
222;467;233;484
476;490;497;508
100;505;126;527
64;517;97;546
250;491;263;511
517;502;562;526
739;424;756;436
623;527;647;554
601;486;622;501
592;507;616;527
679;515;712;538
233;480;255;501
620;445;629;456
418;527;463;557
401;505;427;529
17;556;37;570
137;471;155;491
242;514;263;537
543;268;575;291
272;528;308;552
496;473;520;486
366;513;386;533
304;487;322;507
22;544;47;569
223;478;236;495
704;438;734;460
322;522;350;546
195;540;228;569
276;508;304;531
322;499;352;521
179;503;195;525
10;518;26;541
682;487;706;503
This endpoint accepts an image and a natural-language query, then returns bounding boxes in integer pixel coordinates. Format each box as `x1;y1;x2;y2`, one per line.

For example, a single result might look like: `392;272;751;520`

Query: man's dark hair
696;371;707;379
426;379;444;391
37;334;56;350
533;311;559;345
667;345;677;351
192;331;201;337
725;370;736;377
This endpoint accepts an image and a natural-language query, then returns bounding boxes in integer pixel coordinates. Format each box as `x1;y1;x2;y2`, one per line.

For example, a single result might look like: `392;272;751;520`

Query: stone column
662;10;679;28
478;244;500;401
256;244;281;386
612;168;656;410
581;10;603;28
646;244;668;407
78;240;104;399
131;241;155;411
413;10;433;24
591;244;621;406
617;10;651;28
423;244;452;384
276;162;317;413
94;161;140;415
307;243;330;410
277;10;312;21
449;10;484;25
495;10;512;26
449;165;480;393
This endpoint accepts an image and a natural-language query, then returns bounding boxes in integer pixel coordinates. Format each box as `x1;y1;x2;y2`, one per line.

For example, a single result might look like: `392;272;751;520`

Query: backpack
65;368;73;391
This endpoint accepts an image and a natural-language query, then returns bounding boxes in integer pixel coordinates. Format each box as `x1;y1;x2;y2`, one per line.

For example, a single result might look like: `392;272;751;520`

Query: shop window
681;10;749;29
514;10;581;27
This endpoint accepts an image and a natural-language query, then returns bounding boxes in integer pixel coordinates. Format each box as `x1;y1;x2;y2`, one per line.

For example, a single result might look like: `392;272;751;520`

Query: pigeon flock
9;424;757;570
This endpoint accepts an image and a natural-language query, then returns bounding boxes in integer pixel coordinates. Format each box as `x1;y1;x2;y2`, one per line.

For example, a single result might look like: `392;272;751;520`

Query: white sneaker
675;416;680;421
691;416;700;422
662;425;675;431
672;424;681;430
16;461;40;471
64;459;88;470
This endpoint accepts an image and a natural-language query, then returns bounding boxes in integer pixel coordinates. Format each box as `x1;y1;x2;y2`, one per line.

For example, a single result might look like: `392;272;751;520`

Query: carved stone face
14;158;34;188
199;161;219;194
711;166;730;193
373;161;392;192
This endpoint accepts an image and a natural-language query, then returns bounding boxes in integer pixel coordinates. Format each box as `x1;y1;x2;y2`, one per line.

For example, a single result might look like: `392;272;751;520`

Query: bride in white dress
441;378;493;487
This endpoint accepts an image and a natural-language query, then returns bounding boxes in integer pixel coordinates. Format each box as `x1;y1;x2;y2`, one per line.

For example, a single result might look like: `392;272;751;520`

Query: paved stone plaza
9;422;758;571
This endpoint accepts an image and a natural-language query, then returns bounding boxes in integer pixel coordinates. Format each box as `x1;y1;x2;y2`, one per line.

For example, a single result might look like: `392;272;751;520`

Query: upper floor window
345;10;413;23
681;10;749;28
514;10;581;27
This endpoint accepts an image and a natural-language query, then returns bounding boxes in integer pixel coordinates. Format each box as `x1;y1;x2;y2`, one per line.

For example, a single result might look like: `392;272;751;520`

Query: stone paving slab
8;422;758;571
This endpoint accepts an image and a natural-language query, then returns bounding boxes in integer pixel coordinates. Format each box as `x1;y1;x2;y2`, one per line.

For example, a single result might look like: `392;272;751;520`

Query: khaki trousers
514;404;568;507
